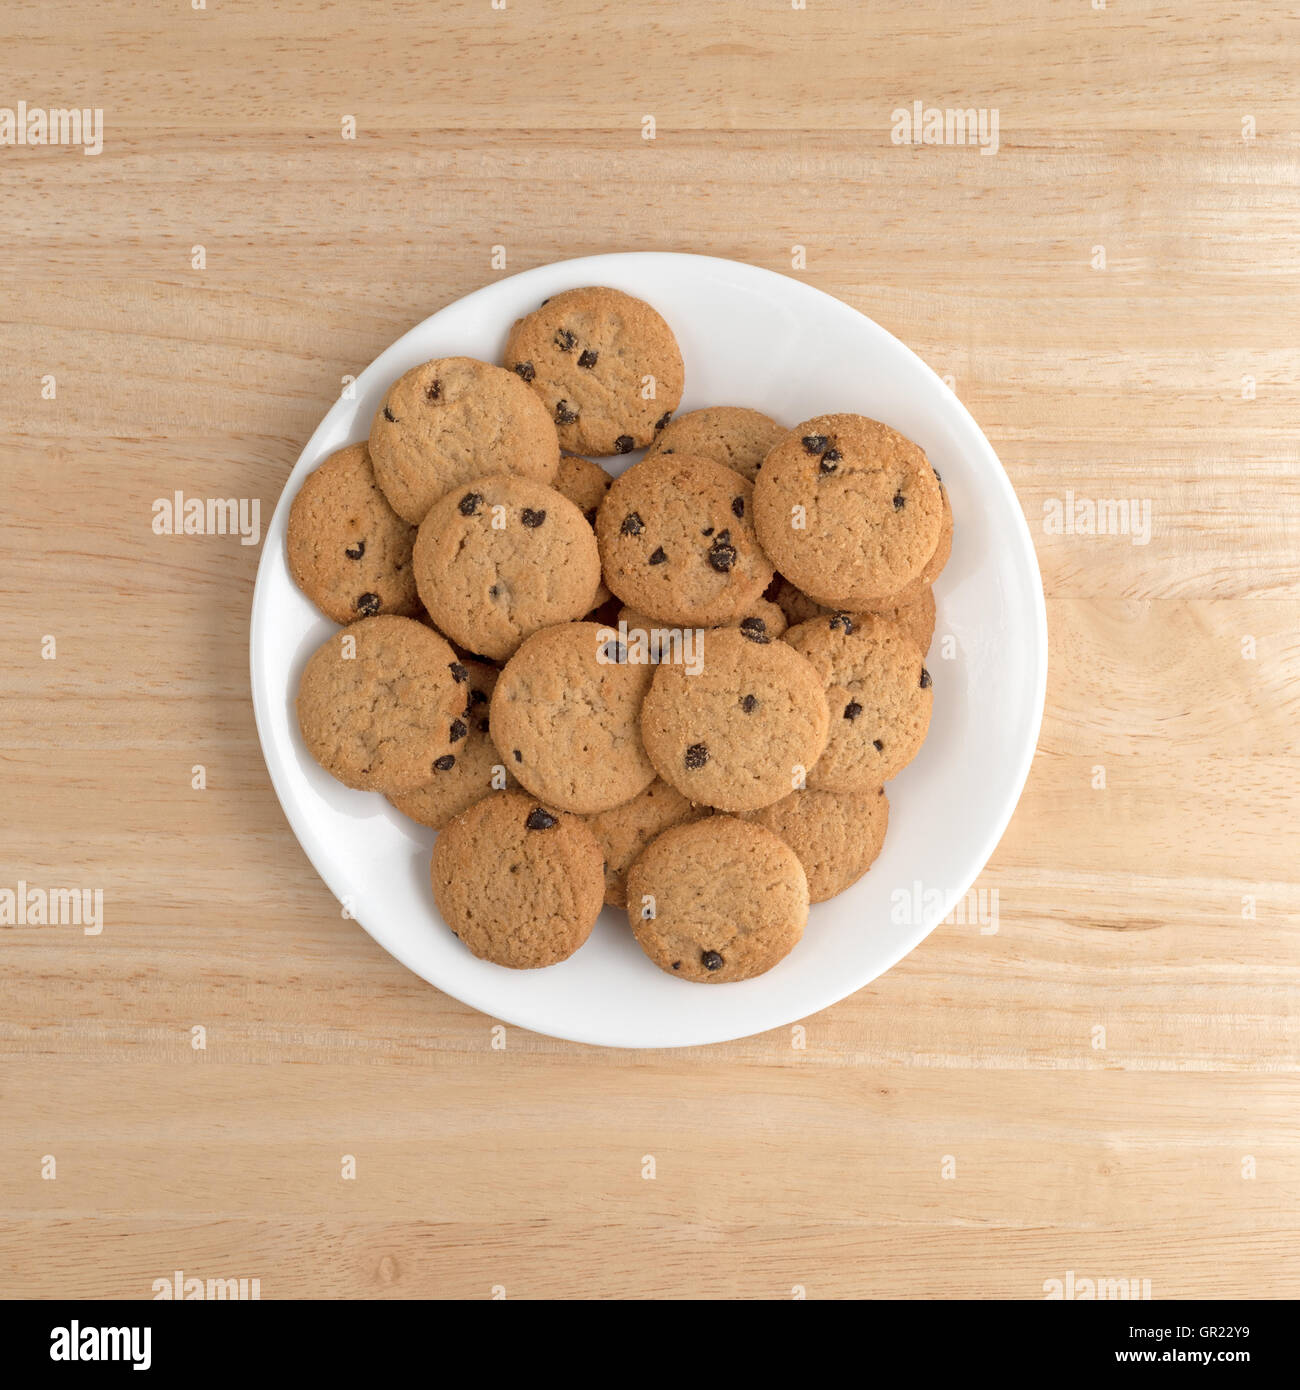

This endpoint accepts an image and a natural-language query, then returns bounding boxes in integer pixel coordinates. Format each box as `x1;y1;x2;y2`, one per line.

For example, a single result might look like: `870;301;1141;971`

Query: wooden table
2;1;1297;1300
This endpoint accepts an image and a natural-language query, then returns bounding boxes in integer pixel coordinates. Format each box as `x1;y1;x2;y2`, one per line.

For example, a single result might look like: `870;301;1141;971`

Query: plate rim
249;251;1049;1049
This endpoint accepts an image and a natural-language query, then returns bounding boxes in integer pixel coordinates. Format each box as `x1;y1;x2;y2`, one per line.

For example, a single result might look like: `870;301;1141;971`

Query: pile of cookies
290;286;951;983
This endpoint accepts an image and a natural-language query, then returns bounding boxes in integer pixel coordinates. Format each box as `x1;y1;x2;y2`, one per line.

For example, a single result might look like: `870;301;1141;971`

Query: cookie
296;615;466;794
387;660;515;829
490;621;658;814
784;612;932;789
644;406;787;482
368;356;559;524
431;792;604;969
413;474;601;662
595;454;774;625
920;478;953;584
753;414;942;608
626;816;808;982
504;287;684;457
583;778;706;908
771;576;830;627
286;442;420;624
741;786;889;903
640;625;829;812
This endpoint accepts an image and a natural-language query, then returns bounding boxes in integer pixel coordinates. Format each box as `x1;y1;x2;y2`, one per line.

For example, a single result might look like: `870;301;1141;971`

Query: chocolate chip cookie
784;612;933;789
640;625;829;812
583;777;706;908
490;621;658;814
644;405;788;482
504;287;684;456
431;792;604;968
368;356;559;524
387;659;515;829
413;474;601;662
753;414;942;608
286;442;420;624
626;816;808;982
741;786;889;903
595;454;774;625
296;615;466;793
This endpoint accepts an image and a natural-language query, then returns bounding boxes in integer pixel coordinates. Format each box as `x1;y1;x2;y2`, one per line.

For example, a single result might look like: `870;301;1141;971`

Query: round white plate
250;252;1047;1049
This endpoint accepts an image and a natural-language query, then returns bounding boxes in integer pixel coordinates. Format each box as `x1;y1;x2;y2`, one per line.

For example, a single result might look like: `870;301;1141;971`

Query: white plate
250;252;1047;1049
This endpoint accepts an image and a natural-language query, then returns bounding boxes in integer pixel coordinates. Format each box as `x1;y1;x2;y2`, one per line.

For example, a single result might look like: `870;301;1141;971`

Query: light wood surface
2;1;1297;1300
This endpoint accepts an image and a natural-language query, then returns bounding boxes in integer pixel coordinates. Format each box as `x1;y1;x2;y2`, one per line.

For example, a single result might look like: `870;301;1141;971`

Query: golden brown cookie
431;792;604;969
869;585;936;654
627;816;808;982
615;596;786;659
753;415;942;608
286;442;420;624
490;621;657;814
583;778;706;908
368;356;559;524
413;474;601;662
504;287;684;456
554;453;614;608
644;406;787;482
784;612;932;790
296;615;466;794
741;786;889;903
595;454;774;626
640;625;829;812
386;660;515;829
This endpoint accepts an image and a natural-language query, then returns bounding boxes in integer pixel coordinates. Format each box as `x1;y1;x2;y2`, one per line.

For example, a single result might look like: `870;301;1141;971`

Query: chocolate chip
843;701;862;721
555;400;578;424
739;616;770;644
819;449;840;475
469;688;488;705
525;806;558;830
426;379;441;401
488;584;501;599
920;667;932;689
893;492;905;510
577;348;599;368
449;719;468;743
701;950;724;971
513;361;535;382
459;492;482;516
521;508;546;528
614;435;635;453
802;434;829;454
432;754;456;772
701;526;714;537
740;694;758;713
684;743;709;769
829;612;854;634
449;662;468;683
671;961;681;970
383;406;397;423
344;539;365;560
655;412;672;431
648;546;668;565
621;511;644;536
731;496;745;518
554;328;577;351
707;537;736;573
513;749;522;762
355;592;381;616
873;739;884;751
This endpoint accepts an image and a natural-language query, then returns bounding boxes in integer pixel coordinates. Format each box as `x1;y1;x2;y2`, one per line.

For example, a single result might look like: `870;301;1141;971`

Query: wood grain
1;0;1297;1300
